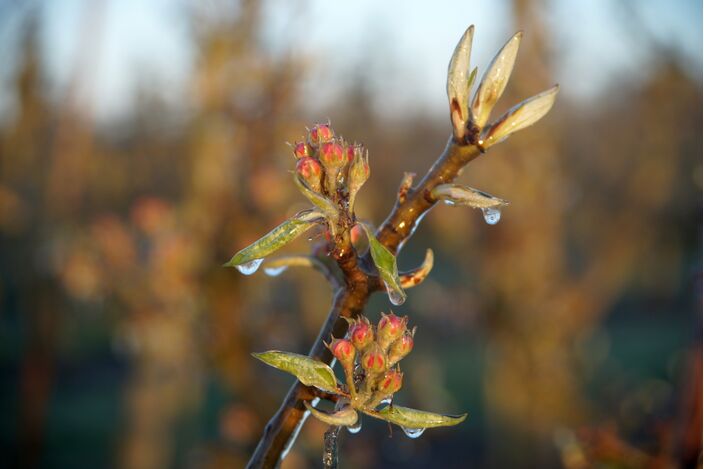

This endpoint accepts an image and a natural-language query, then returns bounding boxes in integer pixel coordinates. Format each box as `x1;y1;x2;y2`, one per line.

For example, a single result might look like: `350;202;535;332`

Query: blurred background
0;0;701;468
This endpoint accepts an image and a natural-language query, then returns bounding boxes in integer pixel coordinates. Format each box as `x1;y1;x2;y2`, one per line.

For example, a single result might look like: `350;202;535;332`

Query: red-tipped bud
377;312;408;349
345;145;356;163
348;317;374;350
378;369;403;395
309;124;334;146
319;142;345;170
388;329;414;366
361;343;386;374
328;338;355;366
350;224;364;245
296;157;323;193
293;141;312;159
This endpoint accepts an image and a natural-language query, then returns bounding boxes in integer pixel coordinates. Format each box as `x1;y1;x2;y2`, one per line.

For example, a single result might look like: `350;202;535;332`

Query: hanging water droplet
264;265;288;277
384;281;406;306
375;397;392;410
235;258;263;275
481;207;502;225
401;427;426;439
346;420;362;434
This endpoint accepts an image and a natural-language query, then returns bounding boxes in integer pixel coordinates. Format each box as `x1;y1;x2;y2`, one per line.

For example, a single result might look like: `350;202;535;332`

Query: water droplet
375;397;392;410
235;258;263;275
401;427;426;439
481;207;501;225
264;265;288;277
442;200;456;206
384;281;406;306
346;421;362;434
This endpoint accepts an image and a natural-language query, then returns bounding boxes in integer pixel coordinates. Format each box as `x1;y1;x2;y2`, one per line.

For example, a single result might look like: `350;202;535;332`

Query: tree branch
246;138;480;468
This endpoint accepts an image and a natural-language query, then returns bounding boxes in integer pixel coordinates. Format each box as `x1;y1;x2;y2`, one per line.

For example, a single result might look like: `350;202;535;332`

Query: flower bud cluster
293;123;370;214
327;312;415;407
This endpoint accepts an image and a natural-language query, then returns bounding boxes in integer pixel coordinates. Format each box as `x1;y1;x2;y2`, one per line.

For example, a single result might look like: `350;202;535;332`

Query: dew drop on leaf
346;420;362;434
481;207;502;225
264;265;288;277
235;258;263;275
401;427;426;439
384;281;406;306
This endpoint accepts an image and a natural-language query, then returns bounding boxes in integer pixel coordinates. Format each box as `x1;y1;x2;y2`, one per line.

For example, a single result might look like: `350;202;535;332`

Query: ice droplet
401;427;426;439
481;207;502;225
263;265;287;277
346;420;362;434
384;281;406;306
235;258;263;275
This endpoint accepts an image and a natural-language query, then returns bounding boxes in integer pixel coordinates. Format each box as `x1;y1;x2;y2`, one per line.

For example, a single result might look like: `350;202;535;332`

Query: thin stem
246;137;481;468
322;426;341;469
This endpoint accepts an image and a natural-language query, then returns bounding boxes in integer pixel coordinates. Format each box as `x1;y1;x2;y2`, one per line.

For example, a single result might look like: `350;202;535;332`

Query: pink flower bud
293;141;312;159
309;124;334;146
345;145;356;163
319;142;345;170
378;370;403;394
388;329;414;366
377;312;408;349
327;338;355;366
350;224;364;245
296;157;323;193
361;344;386;374
348;317;374;350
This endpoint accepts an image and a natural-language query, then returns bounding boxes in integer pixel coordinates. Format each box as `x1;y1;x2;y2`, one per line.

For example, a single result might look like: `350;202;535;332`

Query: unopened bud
361;343;386;374
388;328;414;366
348;317;374;350
327;338;355;366
377;312;408;350
347;147;370;208
296;157;323;193
309;124;334;146
378;369;403;395
293;141;313;159
319;142;345;170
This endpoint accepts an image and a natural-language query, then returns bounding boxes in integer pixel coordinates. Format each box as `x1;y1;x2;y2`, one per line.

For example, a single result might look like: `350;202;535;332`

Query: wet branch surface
245;138;481;468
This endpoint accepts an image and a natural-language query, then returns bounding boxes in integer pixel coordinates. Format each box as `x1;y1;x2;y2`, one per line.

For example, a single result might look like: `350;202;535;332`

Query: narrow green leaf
252;351;340;394
481;84;559;149
359;224;406;306
304;402;359;427
365;404;467;429
294;174;339;225
224;210;323;272
431;184;508;209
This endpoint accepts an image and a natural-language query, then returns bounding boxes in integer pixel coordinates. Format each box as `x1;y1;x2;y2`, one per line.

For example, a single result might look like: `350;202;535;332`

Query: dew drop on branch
481;207;502;225
346;421;362;434
235;258;263;275
401;427;426;439
264;265;288;277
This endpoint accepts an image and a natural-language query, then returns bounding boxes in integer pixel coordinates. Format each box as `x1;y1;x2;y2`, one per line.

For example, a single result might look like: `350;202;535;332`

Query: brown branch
246;137;481;468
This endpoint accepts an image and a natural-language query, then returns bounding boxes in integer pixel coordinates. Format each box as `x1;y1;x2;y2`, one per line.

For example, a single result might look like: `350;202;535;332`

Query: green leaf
431;184;508;209
365;404;467;429
224;210;323;272
304;402;359;427
294;174;339;225
252;350;340;394
359;224;406;306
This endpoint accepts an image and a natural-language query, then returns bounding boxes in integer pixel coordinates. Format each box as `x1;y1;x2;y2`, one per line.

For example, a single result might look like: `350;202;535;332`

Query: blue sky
1;0;701;122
